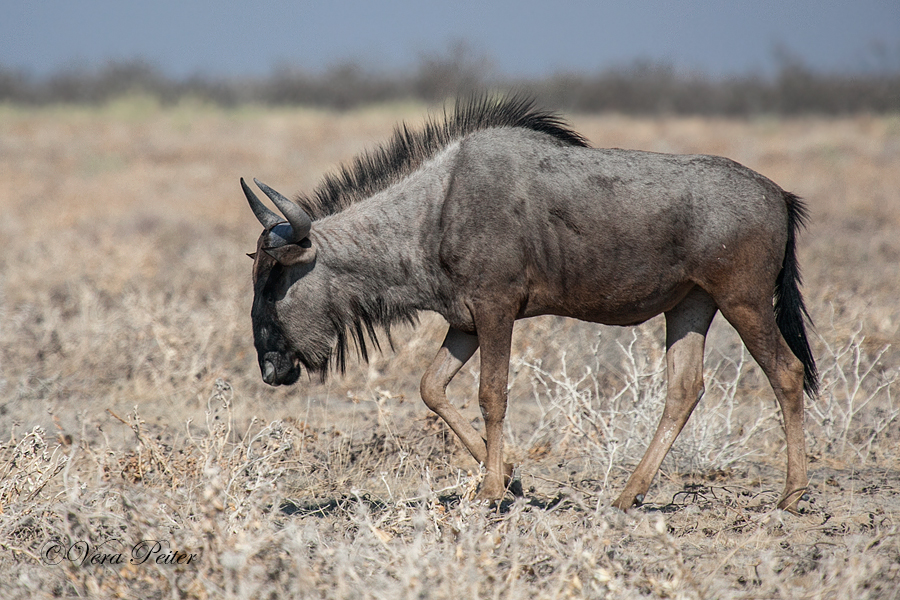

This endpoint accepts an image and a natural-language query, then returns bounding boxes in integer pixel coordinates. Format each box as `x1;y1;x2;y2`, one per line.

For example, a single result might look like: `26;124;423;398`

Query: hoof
777;487;809;514
474;479;506;503
611;489;647;512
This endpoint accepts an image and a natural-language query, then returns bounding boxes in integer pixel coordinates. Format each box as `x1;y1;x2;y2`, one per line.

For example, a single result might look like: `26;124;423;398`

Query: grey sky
3;0;899;78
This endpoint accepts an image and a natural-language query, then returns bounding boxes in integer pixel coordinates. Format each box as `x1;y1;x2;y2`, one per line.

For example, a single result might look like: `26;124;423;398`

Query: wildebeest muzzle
260;351;301;386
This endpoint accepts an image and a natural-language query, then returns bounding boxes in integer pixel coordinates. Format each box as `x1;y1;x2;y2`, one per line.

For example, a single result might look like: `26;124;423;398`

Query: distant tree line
1;50;898;115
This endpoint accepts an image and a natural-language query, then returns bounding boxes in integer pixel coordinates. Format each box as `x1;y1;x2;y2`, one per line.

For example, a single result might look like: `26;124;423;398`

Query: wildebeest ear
247;252;257;260
263;243;316;266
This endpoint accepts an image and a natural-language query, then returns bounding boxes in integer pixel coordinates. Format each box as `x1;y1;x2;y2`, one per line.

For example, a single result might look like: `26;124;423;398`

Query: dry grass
1;98;899;598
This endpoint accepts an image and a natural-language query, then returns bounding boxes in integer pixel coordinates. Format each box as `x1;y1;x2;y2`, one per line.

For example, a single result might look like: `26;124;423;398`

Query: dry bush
1;102;899;597
808;322;899;462
513;328;780;492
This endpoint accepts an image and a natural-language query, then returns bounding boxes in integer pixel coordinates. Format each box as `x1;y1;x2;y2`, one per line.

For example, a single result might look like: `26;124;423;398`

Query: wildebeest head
242;178;335;385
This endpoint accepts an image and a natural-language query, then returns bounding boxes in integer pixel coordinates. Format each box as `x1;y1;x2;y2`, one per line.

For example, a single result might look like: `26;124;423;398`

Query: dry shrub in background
1;104;899;597
2;51;899;114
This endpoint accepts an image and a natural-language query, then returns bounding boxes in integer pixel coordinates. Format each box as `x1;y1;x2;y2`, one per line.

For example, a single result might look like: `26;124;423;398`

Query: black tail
774;192;818;397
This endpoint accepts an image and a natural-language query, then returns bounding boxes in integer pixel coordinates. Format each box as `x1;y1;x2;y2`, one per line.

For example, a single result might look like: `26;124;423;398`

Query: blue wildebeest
242;96;817;512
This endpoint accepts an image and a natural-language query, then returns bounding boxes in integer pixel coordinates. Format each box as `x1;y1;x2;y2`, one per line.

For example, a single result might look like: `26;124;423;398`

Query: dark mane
295;95;590;219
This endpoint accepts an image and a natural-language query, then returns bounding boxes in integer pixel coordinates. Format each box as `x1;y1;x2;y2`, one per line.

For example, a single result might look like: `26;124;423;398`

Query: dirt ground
0;99;898;598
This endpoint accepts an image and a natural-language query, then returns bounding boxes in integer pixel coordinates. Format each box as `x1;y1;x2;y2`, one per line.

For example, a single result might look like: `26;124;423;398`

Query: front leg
472;308;516;501
421;328;488;464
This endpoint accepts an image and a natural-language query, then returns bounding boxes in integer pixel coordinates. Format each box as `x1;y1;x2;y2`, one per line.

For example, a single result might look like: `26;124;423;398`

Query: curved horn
254;178;312;242
242;177;282;229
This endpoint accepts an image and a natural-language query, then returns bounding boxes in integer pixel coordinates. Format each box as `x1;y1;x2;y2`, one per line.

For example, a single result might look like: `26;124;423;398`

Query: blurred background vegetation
2;43;899;114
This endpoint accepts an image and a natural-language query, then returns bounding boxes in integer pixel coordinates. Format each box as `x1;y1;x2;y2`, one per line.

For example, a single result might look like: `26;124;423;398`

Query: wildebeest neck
308;156;456;372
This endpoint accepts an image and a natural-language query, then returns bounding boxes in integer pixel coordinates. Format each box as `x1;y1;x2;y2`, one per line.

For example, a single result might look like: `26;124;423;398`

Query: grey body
244;98;816;512
435;130;782;327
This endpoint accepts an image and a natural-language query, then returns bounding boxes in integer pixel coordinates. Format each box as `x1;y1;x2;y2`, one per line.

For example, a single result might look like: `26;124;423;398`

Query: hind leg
613;287;718;511
717;298;809;513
